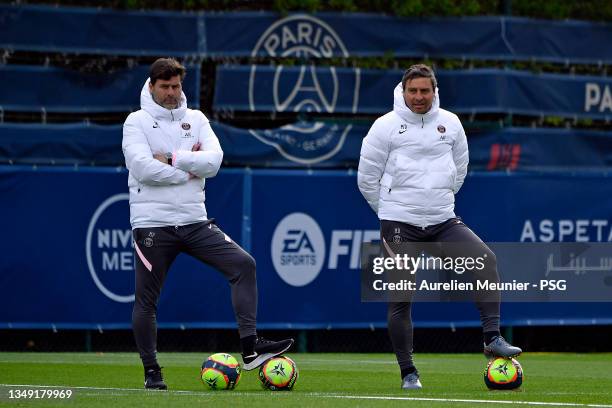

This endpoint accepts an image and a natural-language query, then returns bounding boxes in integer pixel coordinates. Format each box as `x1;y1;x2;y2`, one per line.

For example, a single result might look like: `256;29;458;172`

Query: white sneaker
402;371;422;390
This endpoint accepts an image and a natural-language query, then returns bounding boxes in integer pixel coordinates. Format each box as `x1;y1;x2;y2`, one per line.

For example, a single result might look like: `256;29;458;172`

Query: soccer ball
484;357;523;390
200;353;241;390
258;356;298;391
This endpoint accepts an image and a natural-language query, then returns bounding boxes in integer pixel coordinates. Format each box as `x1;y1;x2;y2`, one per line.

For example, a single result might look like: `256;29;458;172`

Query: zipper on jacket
421;117;424;128
171;110;175;122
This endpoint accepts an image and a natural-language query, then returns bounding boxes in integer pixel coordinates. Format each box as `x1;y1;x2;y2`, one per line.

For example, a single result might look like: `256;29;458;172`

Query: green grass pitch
1;352;611;407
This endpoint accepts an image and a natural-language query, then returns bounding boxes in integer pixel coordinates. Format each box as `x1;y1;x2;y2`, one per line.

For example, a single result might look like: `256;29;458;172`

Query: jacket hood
393;82;440;124
140;78;187;122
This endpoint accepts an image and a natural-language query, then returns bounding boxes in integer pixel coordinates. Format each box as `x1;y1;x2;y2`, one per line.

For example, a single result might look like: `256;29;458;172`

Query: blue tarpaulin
1;122;611;170
2;5;611;63
0;4;201;56
214;65;612;119
0;64;201;112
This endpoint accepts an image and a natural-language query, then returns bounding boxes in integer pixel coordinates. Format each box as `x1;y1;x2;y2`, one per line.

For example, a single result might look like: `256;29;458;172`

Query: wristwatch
165;152;173;166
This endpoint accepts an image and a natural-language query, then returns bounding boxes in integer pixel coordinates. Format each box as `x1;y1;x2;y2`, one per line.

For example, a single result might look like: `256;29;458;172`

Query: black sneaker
144;367;168;390
242;337;294;371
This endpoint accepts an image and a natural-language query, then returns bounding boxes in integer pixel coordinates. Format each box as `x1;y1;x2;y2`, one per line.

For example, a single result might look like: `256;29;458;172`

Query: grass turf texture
1;352;611;407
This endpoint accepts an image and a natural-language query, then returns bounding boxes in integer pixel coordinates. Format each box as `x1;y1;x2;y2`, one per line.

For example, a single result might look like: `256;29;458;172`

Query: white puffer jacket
357;83;469;228
122;79;223;229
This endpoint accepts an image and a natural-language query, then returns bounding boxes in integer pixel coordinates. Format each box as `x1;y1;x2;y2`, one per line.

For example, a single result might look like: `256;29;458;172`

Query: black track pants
131;221;257;367
381;218;500;371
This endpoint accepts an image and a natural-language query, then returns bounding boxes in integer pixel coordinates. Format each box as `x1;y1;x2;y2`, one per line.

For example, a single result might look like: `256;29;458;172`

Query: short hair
401;64;437;90
149;58;186;85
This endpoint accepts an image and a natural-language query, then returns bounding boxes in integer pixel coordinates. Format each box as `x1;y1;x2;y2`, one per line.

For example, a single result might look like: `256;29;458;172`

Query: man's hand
188;143;202;179
153;153;167;164
152;144;201;176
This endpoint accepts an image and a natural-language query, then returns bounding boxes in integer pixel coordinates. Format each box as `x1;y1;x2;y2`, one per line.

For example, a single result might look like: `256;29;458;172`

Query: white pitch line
2;384;612;407
328;395;612;407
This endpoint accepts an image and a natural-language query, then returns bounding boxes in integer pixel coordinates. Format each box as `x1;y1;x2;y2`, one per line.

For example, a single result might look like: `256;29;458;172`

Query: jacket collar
140;78;187;122
392;82;440;125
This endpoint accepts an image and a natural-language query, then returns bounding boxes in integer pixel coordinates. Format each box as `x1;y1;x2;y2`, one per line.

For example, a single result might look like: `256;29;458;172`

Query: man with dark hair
401;64;437;97
122;58;293;390
357;64;521;390
149;58;186;85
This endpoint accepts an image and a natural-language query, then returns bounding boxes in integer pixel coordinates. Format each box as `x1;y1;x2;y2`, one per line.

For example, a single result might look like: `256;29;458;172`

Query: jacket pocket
380;173;393;192
449;160;457;188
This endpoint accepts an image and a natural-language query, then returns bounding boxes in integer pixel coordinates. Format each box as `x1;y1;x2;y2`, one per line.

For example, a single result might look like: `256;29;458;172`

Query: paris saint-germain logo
248;14;360;164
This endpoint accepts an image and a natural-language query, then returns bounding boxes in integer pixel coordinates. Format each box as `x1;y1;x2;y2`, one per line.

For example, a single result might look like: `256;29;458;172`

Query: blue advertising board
0;167;243;329
1;167;611;329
